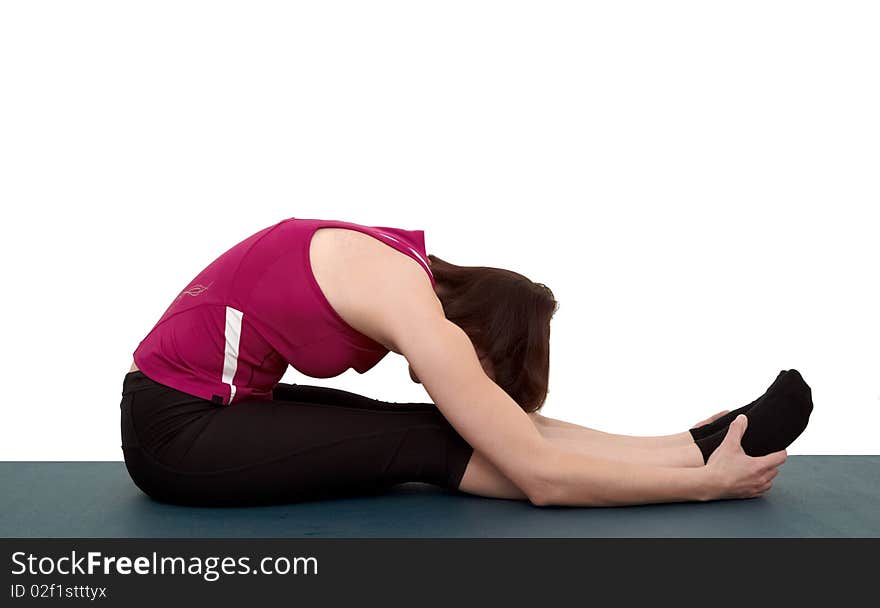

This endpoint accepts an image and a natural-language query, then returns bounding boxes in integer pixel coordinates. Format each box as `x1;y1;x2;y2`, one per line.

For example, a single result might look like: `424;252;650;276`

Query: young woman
121;217;812;507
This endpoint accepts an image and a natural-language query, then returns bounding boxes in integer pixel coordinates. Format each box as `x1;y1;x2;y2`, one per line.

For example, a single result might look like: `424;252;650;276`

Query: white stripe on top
222;306;243;404
373;231;433;279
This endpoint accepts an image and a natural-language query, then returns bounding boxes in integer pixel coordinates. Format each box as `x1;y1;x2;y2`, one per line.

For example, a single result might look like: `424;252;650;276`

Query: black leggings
119;371;474;506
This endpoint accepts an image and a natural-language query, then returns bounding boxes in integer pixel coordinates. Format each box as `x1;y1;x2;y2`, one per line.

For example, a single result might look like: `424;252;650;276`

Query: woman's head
423;254;559;413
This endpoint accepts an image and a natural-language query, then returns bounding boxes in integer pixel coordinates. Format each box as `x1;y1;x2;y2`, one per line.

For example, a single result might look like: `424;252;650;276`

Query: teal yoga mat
1;456;877;537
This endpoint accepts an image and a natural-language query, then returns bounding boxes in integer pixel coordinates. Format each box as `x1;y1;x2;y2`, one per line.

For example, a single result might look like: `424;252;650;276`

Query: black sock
695;369;813;463
689;370;790;441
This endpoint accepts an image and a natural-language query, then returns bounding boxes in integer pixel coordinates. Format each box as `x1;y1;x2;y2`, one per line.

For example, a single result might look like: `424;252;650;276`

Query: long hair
428;254;558;413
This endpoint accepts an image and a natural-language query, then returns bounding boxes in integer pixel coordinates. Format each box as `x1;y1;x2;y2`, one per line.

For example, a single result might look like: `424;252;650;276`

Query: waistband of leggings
122;370;164;395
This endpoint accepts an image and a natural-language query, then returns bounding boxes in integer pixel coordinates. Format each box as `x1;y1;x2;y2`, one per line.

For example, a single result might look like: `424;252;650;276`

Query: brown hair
428;254;558;413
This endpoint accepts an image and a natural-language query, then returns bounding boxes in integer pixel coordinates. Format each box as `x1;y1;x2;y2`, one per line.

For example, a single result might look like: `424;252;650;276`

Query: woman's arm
311;230;784;506
397;321;785;505
396;318;713;505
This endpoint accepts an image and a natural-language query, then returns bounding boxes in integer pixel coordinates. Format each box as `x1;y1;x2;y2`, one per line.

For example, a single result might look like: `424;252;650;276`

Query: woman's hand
691;409;731;429
704;415;787;500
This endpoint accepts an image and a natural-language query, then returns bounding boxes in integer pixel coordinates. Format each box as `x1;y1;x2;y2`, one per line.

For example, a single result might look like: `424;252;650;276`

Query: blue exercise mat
1;456;877;537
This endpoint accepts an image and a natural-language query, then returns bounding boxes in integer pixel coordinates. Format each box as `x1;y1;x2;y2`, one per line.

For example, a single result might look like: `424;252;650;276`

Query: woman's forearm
533;443;714;507
532;412;694;448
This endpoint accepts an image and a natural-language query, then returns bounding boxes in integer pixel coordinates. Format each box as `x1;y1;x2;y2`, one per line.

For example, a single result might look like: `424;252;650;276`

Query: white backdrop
1;1;877;459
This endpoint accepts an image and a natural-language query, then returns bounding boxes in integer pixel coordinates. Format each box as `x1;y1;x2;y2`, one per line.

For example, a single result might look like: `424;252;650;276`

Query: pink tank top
132;217;435;405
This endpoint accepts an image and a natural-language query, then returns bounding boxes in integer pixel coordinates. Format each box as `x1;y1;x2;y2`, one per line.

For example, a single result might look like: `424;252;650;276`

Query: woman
121;217;812;507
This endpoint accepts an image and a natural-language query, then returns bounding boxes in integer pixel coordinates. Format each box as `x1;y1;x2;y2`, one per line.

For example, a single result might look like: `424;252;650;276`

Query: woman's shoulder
309;226;442;352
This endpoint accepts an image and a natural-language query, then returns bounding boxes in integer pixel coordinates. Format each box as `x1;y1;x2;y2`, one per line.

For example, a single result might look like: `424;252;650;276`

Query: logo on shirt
177;281;213;299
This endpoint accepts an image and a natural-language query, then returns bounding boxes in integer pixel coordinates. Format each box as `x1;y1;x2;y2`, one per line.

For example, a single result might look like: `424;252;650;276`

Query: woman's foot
694;369;813;462
689;369;791;441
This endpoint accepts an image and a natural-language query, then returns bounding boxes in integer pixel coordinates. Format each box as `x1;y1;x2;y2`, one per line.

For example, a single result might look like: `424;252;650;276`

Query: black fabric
695;369;814;463
120;371;475;507
689;370;791;441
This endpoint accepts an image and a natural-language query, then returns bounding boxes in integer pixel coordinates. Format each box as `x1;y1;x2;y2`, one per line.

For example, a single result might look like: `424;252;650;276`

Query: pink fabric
133;217;435;404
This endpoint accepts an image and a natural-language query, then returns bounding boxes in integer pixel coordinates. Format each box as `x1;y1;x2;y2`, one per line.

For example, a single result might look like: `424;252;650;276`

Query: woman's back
132;217;435;404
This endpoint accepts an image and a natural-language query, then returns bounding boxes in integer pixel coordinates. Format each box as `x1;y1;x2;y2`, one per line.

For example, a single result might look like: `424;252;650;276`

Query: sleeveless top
132;217;435;405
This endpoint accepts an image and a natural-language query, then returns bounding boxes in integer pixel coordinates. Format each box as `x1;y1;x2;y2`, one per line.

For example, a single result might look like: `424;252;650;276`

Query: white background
1;1;877;459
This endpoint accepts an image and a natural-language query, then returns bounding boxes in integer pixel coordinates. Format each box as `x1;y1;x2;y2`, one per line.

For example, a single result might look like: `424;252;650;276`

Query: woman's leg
271;382;405;409
274;383;694;449
269;383;702;502
120;372;474;506
457;450;528;500
539;434;703;467
530;412;695;448
272;386;701;463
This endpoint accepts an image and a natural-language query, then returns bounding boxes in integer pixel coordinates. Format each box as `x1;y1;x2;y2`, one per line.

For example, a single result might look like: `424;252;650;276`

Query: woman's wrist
693;464;719;502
